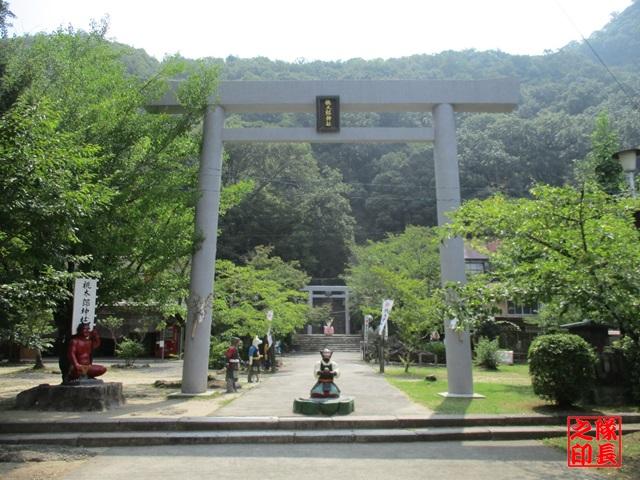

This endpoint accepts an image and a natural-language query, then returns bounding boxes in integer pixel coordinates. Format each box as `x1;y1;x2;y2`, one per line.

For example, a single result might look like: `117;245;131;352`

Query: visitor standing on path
225;337;242;393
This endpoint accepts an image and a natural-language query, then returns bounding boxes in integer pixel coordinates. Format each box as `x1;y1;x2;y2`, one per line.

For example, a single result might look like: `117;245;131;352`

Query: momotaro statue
310;348;340;399
293;347;354;414
67;323;107;382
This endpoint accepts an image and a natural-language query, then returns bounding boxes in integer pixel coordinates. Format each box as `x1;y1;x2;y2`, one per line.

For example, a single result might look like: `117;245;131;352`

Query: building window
507;301;538;315
464;260;487;274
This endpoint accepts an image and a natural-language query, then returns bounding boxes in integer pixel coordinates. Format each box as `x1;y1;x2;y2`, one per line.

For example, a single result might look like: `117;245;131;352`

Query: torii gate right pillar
433;103;475;397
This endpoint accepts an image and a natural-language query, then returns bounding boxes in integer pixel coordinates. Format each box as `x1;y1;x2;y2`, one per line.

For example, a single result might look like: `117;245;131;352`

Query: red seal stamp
567;416;622;468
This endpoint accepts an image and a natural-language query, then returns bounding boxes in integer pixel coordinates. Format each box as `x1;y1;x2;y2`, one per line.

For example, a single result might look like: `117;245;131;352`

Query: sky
7;0;634;62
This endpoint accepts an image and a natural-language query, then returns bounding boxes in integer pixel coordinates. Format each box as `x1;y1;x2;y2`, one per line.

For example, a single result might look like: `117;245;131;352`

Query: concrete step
2;424;639;447
294;334;362;352
3;414;639;433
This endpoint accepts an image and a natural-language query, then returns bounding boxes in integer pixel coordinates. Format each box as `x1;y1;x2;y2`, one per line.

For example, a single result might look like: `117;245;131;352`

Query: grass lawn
385;364;639;415
543;432;639;479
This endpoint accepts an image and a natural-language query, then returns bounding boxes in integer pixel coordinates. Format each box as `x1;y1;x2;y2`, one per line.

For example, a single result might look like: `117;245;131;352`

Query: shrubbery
424;341;446;364
475;337;499;370
115;338;145;367
613;336;640;402
528;333;597;407
209;336;229;369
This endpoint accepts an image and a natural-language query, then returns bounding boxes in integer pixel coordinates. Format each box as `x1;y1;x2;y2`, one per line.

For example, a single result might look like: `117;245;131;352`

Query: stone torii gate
149;79;520;396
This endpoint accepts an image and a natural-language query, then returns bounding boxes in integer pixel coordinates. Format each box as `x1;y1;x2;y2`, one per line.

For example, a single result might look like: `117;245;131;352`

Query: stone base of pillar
437;392;486;399
168;390;218;399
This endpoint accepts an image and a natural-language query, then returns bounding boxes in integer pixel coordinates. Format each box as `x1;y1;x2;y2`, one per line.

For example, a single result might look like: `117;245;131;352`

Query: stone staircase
2;415;639;447
293;334;362;353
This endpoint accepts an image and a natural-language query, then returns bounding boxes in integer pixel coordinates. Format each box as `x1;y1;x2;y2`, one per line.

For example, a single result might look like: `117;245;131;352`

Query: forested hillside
3;1;640;286
202;2;640;281
568;0;640;66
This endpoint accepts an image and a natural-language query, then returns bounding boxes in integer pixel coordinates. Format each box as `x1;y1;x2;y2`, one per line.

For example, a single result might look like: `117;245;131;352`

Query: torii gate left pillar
149;79;520;395
181;106;225;393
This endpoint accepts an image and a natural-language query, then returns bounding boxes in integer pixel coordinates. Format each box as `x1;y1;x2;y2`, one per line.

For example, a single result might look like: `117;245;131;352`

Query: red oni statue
67;323;107;382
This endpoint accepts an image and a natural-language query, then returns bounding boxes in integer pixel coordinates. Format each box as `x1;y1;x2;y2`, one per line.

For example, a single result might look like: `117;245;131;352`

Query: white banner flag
71;278;98;334
377;299;394;336
266;310;274;346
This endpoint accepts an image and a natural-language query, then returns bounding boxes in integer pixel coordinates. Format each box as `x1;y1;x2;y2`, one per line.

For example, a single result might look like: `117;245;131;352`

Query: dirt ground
0;444;100;480
0;358;253;420
0;358;253;479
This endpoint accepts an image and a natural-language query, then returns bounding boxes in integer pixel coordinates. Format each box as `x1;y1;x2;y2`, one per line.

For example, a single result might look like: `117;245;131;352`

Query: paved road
216;351;430;416
60;441;606;480
0;351;428;420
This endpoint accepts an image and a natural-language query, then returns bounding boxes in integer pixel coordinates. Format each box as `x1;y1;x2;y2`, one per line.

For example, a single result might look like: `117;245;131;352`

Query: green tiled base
293;396;355;416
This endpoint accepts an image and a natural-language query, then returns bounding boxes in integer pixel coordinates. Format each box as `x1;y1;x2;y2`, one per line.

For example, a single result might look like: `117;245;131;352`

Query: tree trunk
33;349;45;369
270;344;276;373
403;357;410;373
8;341;20;363
54;296;73;383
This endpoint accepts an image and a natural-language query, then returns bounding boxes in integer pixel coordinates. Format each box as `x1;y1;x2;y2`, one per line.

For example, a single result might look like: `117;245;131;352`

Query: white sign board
496;350;514;365
377;299;394;336
71;278;98;334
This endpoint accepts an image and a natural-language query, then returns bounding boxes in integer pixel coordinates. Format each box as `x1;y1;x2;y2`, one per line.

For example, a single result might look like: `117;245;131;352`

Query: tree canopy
0;25;226;350
2;1;640;361
0;95;105;348
345;225;444;367
219;142;354;281
212;246;310;339
446;184;640;338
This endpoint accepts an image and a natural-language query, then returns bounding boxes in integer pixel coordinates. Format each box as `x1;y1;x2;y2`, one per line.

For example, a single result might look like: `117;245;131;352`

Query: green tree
306;304;333;329
219;142;355;280
212;247;310;340
0;309;55;369
575;112;622;194
99;316;125;350
0;0;13;38
445;183;640;398
0;97;105;358
345;226;443;371
447;184;640;332
364;147;437;238
0;26;229;336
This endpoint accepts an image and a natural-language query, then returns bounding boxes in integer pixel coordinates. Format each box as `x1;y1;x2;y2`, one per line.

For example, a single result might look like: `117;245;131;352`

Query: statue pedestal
15;382;125;411
293;396;355;416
